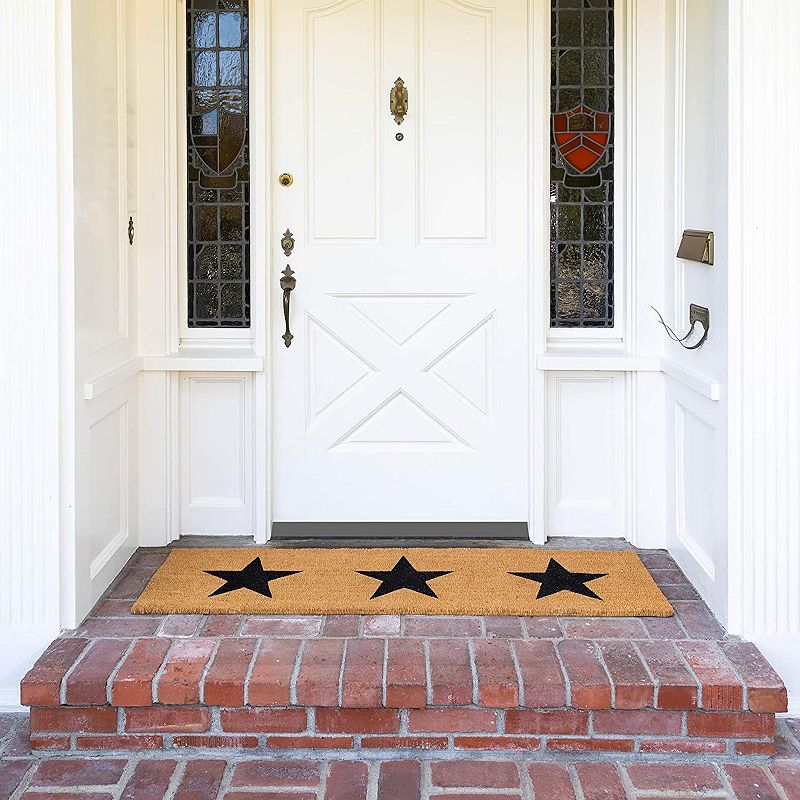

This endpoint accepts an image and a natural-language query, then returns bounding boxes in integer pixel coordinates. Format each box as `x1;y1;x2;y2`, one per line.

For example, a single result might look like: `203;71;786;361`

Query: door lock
278;172;294;187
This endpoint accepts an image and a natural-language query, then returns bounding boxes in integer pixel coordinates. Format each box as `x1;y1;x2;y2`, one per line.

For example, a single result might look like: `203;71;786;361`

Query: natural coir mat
131;548;673;617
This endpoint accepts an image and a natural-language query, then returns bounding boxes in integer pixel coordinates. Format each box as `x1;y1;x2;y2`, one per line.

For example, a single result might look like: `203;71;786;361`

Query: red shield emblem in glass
553;105;610;173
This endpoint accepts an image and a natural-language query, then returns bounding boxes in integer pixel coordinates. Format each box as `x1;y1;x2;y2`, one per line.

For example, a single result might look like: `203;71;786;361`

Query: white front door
272;0;529;523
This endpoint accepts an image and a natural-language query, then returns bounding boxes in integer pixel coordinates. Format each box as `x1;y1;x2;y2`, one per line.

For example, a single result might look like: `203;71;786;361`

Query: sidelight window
186;0;250;328
550;0;615;328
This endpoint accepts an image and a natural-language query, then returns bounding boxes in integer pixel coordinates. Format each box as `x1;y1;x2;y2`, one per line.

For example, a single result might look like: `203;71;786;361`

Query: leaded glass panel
187;0;250;328
550;0;614;328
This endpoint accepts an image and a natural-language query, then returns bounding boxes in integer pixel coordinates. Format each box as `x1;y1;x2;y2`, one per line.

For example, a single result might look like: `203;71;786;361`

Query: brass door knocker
390;77;408;125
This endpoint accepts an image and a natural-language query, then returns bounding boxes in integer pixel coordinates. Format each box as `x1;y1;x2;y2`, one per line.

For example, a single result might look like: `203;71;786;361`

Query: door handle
280;266;296;347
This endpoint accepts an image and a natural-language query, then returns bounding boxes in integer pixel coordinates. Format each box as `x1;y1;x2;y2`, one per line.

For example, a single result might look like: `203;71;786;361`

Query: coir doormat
132;548;673;617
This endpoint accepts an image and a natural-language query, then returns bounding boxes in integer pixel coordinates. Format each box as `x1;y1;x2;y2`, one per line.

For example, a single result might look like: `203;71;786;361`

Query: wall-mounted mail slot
677;229;714;265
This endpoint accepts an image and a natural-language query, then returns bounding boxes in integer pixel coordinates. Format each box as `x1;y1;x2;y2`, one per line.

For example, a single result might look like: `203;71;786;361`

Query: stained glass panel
187;0;250;328
550;0;614;327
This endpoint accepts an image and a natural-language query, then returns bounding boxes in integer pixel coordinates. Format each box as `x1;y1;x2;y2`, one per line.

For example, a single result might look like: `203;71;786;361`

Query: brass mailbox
677;229;714;265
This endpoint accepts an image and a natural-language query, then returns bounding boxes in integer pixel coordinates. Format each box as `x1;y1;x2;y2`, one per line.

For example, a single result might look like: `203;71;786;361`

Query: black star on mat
357;555;452;599
204;557;300;599
510;558;607;601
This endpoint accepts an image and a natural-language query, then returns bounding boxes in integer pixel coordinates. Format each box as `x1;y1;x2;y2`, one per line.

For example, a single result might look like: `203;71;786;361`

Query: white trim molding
726;0;800;713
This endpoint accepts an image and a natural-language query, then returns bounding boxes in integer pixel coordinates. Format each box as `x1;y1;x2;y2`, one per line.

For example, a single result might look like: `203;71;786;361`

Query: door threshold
271;522;528;540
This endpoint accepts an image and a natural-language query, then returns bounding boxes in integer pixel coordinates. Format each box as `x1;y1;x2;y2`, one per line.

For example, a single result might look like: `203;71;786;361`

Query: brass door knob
278;172;294;187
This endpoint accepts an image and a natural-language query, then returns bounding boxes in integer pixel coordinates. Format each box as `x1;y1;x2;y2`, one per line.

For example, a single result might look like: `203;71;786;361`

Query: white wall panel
668;391;722;607
0;0;63;708
180;374;254;535
546;373;625;538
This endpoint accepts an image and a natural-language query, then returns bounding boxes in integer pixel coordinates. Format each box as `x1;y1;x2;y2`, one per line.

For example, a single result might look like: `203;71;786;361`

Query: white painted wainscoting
179;374;254;536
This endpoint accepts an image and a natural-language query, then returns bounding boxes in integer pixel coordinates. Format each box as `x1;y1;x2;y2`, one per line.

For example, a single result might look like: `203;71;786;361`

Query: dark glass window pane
187;0;250;328
550;0;614;328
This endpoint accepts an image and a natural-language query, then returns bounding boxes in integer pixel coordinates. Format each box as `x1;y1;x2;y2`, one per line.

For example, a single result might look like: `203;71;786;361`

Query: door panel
72;0;139;620
272;0;529;522
420;0;492;241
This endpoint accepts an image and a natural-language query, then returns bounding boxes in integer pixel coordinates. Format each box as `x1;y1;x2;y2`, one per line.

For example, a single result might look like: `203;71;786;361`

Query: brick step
21;633;786;757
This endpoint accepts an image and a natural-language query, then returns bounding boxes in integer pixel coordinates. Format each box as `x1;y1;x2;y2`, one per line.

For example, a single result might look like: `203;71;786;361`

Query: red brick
107;568;154;599
453;736;540;750
431;761;520;789
120;759;178;800
484;616;525;637
505;709;589;736
325;762;368;800
523;618;562;638
597;641;654;708
268;735;354;749
247;638;300;706
29;735;70;751
737;740;777;756
203;637;257;706
557;640;611;709
473;639;519;707
408;708;497;733
22;792;113;799
428;639;473;705
638;738;727;754
672;600;726;638
637;641;698;709
574;763;627;800
642;615;687;639
111;638;170;706
76;735;163;750
770;763;800;800
322;615;361;637
720;641;788;713
429;796;522;800
156;639;216;704
241;616;322;637
231;760;320;788
363;615;402;637
513;640;567;708
316;708;400;734
677;640;744;710
64;639;130;706
30;706;117;734
20;638;90;707
220;707;306;733
686;711;775;738
724;764;781;800
172;735;259;748
124;706;210;733
30;758;127;786
592;709;681;735
173;759;226;800
75;618;160;638
364;736;448;749
548;738;635;752
626;763;723;792
562;618;648;639
228;795;315;800
341;639;384;707
197;615;243;636
159;614;202;636
296;639;345;706
0;760;33;796
404;616;481;637
528;764;577;800
378;762;420;800
386;638;427;708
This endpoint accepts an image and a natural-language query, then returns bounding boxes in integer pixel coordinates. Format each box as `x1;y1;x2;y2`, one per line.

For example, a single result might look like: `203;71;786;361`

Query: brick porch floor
18;539;788;766
2;712;800;798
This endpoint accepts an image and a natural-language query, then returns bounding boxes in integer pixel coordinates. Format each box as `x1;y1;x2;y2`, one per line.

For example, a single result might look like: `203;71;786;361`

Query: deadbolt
278;172;294;187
